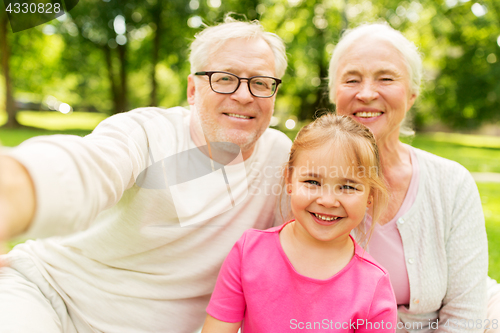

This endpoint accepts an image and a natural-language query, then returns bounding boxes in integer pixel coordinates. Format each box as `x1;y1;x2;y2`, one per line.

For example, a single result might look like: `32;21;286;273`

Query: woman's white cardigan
389;147;488;332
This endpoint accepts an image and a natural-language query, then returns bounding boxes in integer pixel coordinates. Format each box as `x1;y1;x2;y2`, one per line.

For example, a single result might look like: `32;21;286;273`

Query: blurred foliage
0;0;499;130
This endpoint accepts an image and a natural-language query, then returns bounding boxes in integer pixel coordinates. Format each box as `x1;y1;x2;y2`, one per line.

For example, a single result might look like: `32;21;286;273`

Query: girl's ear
367;194;374;207
284;167;292;194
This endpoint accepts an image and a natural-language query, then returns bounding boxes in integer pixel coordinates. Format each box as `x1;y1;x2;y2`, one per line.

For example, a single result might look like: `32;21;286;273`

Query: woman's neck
375;134;413;225
377;135;409;171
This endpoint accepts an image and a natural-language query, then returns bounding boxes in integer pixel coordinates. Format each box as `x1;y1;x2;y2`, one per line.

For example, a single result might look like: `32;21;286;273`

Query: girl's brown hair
280;113;388;246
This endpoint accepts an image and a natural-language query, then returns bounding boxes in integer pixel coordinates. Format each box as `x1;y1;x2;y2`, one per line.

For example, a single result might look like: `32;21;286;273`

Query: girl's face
286;144;372;245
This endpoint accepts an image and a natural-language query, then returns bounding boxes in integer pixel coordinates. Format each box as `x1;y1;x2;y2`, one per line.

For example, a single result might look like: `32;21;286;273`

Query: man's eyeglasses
194;71;281;98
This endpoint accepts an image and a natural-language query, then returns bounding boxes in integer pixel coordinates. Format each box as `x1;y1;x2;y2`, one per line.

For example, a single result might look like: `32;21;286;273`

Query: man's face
187;38;277;160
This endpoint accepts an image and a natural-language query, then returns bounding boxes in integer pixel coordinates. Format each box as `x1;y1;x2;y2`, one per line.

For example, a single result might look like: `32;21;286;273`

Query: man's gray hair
189;15;287;78
328;23;422;104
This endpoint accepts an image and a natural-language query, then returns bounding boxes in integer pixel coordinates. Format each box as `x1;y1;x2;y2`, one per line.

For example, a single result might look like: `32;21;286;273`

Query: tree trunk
311;29;330;116
103;45;121;115
103;43;128;114
0;14;19;128
150;6;161;107
116;43;127;113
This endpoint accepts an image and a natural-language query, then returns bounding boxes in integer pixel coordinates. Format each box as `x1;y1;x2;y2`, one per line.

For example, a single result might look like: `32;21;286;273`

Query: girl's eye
342;185;357;190
305;180;320;186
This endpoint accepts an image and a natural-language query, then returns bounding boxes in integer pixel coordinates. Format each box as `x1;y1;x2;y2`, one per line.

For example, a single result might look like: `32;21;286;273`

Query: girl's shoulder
352;239;390;280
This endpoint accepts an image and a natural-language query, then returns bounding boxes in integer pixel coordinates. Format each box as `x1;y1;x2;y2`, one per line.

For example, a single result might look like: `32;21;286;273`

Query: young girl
202;114;397;332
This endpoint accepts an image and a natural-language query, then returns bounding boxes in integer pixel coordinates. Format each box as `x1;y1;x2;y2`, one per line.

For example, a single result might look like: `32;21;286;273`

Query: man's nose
230;80;254;104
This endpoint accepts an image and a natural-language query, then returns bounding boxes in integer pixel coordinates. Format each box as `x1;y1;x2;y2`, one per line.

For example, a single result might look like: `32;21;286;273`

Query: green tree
430;0;500;129
67;0;143;114
0;8;18;128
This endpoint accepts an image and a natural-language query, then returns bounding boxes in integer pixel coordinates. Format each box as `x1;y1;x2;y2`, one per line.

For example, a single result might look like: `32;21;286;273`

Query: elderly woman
328;23;500;332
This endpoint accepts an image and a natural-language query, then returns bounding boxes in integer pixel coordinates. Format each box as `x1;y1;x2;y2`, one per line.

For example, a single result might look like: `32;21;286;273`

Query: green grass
406;133;500;173
1;111;107;131
0;111;100;146
2;112;500;279
478;183;500;281
0;128;92;146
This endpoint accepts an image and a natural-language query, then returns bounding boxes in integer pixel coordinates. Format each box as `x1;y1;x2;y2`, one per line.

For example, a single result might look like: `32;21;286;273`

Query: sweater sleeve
436;169;488;333
5;110;159;239
358;273;398;332
206;233;247;323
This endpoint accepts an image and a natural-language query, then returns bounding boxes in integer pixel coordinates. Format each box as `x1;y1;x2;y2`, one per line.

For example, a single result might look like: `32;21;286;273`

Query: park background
0;0;499;280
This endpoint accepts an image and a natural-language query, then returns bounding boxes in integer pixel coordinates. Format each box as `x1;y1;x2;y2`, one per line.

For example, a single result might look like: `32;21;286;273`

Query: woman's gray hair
189;15;288;78
328;23;422;104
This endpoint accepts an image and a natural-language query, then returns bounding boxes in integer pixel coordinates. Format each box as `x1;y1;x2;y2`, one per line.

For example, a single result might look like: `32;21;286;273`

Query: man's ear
187;74;196;105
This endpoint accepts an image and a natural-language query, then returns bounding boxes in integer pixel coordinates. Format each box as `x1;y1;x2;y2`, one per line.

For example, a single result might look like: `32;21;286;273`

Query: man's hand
0;156;36;267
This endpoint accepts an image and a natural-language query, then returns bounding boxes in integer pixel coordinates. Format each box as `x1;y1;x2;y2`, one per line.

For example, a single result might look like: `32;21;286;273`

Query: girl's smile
309;212;344;226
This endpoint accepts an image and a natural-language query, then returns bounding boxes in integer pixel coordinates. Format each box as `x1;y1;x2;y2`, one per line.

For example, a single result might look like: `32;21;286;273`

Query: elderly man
0;17;291;333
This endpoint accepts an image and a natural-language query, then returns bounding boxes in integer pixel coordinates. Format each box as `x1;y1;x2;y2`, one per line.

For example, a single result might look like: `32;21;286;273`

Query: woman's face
334;37;416;142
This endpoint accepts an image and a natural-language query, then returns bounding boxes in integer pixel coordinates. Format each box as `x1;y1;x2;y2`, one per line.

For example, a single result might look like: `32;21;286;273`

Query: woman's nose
356;81;379;103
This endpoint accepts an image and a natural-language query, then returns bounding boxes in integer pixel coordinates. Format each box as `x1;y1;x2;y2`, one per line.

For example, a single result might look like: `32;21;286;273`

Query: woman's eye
381;77;393;81
305;180;320;186
346;79;358;84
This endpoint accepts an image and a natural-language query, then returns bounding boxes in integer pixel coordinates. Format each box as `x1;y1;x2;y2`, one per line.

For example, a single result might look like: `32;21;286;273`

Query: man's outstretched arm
0;156;35;259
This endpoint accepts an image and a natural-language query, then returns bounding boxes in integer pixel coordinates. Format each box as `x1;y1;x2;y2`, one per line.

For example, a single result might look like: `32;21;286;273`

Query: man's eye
214;75;236;83
251;78;273;91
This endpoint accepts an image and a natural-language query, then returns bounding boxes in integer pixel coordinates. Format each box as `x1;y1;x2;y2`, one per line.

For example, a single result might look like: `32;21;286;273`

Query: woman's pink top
367;146;420;306
207;224;397;332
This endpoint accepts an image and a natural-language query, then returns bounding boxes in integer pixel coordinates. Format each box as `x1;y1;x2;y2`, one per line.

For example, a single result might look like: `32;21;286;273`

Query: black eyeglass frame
194;71;282;98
